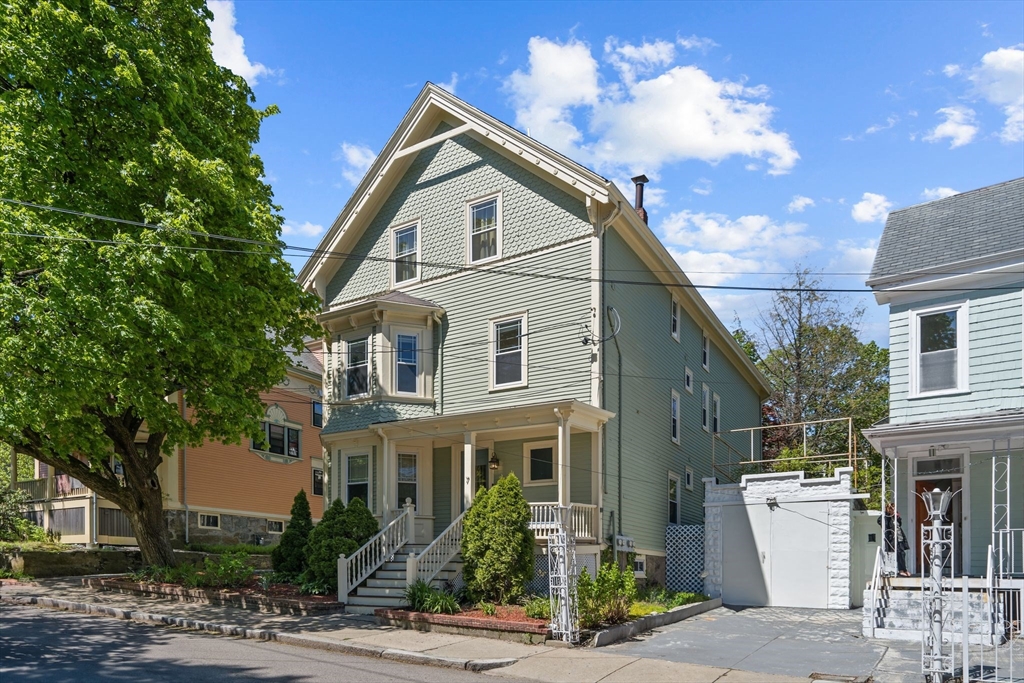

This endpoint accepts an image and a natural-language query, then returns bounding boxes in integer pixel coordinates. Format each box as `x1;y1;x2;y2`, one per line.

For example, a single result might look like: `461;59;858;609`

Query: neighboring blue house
296;84;768;611
863;177;1024;579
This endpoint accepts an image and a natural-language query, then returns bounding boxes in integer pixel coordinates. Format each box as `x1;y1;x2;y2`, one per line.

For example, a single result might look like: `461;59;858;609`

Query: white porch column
377;429;391;518
556;410;571;507
463;431;475;509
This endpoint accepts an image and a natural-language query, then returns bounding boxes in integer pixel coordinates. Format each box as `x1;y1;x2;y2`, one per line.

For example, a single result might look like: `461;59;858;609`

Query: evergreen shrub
271;489;312;579
460;473;534;604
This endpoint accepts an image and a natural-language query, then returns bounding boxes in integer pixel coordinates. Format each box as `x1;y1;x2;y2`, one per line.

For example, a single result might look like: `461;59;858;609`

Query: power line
3;199;1022;294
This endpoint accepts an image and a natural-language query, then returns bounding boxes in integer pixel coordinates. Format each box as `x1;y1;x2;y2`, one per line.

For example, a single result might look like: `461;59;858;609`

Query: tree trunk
116;483;177;567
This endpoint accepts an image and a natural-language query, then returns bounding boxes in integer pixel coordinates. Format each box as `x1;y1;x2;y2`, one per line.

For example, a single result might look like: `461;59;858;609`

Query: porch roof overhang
863;410;1024;455
317;292;445;333
367;399;614;441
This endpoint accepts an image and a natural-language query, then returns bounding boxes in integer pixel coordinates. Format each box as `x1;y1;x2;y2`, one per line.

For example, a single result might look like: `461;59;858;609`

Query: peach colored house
17;344;326;547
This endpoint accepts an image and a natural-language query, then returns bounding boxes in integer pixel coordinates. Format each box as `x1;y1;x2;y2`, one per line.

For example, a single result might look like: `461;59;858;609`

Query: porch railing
868;545;883;638
995;528;1024;577
14;478;49;501
338;500;414;602
14;476;90;500
407;510;466;587
529;503;599;542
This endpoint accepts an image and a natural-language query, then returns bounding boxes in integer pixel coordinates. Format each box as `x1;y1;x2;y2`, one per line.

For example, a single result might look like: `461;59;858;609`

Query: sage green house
863;178;1024;578
297;85;768;607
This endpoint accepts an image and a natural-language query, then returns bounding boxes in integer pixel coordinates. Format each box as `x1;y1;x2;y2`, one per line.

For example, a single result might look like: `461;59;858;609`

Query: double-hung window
397;453;417;507
469;196;499;263
685;367;693;393
346;454;369;505
671;299;680;341
493;315;526;389
701;384;710;432
346;338;369;398
524;442;555;484
702;331;710;371
253;422;301;458
913;304;967;395
668;473;681;525
670;390;680;443
393;223;419;284
395;333;418;394
712;394;721;433
312;401;323;428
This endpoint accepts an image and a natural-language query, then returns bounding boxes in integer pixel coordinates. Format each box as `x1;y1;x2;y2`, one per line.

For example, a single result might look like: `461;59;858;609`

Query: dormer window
393;222;419;284
469;195;501;263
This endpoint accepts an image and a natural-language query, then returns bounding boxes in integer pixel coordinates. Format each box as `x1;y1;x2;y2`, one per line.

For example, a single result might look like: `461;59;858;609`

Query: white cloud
943;64;962;77
865;114;899;134
659;210;819;258
923;106;978;148
677;35;719;53
691;178;713;196
437;72;459;95
851;192;893;223
667;248;763;285
786;195;815;213
921;187;959;200
334;142;377;185
207;0;274;85
831;239;878;273
966;47;1024;143
282;221;325;238
505;36;799;176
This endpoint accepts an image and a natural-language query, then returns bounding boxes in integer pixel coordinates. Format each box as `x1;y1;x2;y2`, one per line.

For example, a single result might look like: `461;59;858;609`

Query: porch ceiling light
488;452;500;470
923;487;952;521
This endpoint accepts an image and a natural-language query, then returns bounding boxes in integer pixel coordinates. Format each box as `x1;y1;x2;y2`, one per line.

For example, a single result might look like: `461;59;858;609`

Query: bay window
395;333;418;394
346;338;369;397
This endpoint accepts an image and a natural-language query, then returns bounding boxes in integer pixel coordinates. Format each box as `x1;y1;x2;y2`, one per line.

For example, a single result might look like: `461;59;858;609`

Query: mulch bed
84;577;344;615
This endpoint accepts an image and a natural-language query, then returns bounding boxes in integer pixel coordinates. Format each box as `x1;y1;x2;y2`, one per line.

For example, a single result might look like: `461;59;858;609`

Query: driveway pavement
604;605;923;682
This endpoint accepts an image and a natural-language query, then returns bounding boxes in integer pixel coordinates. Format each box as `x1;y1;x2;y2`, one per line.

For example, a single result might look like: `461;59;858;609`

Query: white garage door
721;501;829;608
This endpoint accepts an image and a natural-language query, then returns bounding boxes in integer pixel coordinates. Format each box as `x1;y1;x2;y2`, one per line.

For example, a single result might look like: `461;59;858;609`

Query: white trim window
199;514;219;529
397;452;418;507
671;298;680;341
911;302;969;396
492;313;527;389
633;555;647;579
312;400;323;428
346;338;370;398
701;384;710;432
346;454;369;505
668;473;681;524
312;467;324;496
702;330;710;371
712;393;721;433
393;222;420;285
671;390;681;444
468;194;501;263
685;466;694;491
395;332;419;395
267;520;284;534
684;367;693;394
253;421;301;459
523;441;555;485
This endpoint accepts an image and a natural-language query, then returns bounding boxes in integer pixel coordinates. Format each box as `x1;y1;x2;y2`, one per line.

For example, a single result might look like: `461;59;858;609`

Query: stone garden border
589;597;722;647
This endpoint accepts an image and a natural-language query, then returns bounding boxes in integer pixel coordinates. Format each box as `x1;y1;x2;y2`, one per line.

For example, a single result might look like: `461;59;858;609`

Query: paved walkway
0;579;810;683
604;605;923;683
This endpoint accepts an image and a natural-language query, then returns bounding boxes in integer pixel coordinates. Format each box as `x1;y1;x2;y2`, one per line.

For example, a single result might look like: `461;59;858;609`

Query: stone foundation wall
645;554;666;587
164;510;280;548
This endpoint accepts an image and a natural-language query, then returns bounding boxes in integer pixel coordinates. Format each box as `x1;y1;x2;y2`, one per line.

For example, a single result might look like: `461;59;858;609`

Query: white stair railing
407;510;466;587
869;545;883;637
338;499;415;602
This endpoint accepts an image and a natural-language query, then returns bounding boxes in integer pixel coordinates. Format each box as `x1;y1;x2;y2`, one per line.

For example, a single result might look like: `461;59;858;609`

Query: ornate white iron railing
407;510;466;587
338;500;414;602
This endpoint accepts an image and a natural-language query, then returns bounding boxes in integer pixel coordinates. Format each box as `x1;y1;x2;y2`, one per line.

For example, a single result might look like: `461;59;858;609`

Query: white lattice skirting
666;524;705;593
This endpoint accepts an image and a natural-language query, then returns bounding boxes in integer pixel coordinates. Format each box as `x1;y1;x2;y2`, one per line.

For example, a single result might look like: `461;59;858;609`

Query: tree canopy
0;0;321;564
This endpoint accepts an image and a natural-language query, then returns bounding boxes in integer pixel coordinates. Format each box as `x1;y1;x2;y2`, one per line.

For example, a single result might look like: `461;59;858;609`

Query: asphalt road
0;604;523;683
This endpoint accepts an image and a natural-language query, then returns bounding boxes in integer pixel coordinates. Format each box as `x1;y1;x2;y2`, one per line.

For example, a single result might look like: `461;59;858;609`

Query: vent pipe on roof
631;175;649;224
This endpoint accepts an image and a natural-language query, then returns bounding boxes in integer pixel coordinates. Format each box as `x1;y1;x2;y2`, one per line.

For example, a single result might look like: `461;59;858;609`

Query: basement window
199;514;219;529
633;555;647;579
267;520;284;534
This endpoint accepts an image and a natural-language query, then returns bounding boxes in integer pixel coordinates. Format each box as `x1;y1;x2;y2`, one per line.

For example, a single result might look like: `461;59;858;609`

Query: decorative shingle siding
321;401;435;435
889;287;1024;424
325;124;593;308
602;227;762;553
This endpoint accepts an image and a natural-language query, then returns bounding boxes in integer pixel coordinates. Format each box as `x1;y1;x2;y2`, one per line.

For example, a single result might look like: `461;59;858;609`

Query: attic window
469;196;500;263
394;223;419;284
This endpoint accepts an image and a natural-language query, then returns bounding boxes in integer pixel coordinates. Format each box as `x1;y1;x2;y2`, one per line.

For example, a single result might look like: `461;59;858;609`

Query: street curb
0;595;517;671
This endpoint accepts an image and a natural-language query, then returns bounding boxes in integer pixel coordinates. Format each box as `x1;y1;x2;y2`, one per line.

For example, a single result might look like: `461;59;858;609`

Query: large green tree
734;269;889;493
0;0;320;565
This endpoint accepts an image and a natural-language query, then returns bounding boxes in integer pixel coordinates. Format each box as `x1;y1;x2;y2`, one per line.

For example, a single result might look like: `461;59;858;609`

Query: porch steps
862;585;1004;644
344;543;463;616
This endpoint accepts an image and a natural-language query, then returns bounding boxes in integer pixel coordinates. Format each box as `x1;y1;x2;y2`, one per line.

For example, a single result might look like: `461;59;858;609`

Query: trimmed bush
461;473;534;604
302;497;358;592
339;496;378;547
271;489;312;579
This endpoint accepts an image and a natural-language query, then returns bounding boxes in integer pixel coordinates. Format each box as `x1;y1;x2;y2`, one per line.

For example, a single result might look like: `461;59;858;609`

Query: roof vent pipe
631;175;649;224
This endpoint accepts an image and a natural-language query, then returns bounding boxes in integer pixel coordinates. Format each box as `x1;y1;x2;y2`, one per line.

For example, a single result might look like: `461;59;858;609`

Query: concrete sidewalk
1;578;809;682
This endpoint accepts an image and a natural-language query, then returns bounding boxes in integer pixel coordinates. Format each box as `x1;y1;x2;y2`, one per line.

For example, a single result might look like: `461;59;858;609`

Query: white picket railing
869;545;883;638
338;500;414;602
407;510;466;587
529;503;599;542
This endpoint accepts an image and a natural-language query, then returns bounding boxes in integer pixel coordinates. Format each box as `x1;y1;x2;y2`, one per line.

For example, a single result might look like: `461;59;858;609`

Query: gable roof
868;177;1024;285
298;83;771;399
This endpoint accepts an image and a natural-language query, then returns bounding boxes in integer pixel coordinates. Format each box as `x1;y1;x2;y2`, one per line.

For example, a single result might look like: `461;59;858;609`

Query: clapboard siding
889;287;1024;424
325;123;592;307
490;433;592;505
602;227;762;553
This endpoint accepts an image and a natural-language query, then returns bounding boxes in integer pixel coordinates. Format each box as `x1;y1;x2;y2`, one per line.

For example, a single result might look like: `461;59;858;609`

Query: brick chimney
631;174;649;224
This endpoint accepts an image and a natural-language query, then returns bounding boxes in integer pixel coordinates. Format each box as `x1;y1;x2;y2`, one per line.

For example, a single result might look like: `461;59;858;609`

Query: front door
914;477;962;575
460;447;492;512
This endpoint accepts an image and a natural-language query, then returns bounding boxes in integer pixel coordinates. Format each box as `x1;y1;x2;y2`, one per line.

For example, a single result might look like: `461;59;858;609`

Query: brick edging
375;608;550;635
0;595;516;672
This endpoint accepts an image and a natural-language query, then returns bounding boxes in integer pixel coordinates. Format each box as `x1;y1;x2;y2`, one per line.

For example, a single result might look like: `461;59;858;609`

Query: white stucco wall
703;467;866;609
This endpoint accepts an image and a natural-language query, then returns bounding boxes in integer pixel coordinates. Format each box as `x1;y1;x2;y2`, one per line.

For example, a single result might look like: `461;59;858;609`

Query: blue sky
209;1;1024;344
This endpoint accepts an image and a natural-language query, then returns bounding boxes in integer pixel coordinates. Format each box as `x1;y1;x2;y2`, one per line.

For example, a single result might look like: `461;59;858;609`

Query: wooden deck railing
337;500;414;602
529;503;599;542
407;509;466;586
